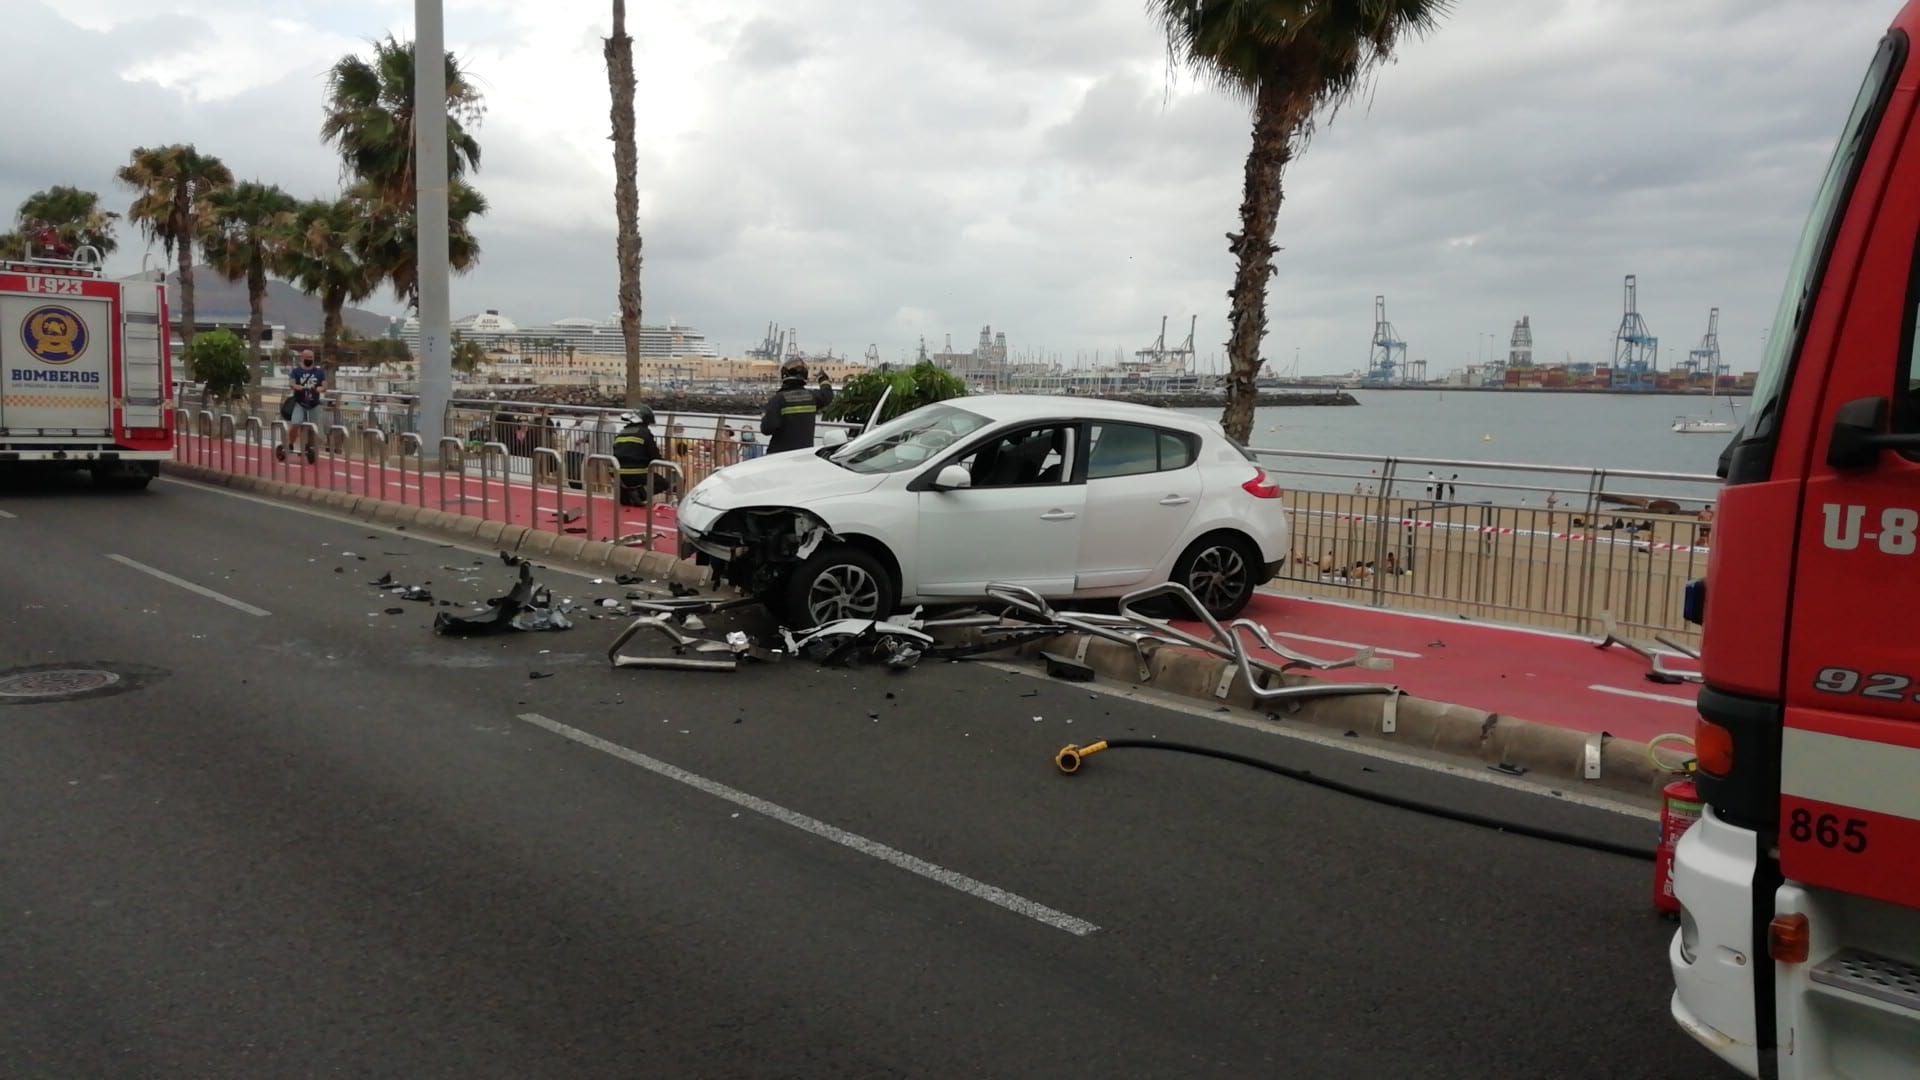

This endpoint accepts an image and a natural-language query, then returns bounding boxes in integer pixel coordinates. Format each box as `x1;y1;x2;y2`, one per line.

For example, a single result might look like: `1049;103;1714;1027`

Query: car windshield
830;403;993;474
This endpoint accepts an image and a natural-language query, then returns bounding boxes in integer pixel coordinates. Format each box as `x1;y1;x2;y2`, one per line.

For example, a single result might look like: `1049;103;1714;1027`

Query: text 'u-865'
1822;504;1918;554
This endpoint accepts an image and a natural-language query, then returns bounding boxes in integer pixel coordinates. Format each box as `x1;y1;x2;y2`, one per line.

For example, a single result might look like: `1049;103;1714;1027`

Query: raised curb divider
165;461;1668;800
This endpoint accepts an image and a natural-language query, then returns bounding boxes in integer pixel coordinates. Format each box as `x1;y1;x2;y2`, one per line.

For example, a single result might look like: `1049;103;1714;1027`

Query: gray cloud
2;0;1901;370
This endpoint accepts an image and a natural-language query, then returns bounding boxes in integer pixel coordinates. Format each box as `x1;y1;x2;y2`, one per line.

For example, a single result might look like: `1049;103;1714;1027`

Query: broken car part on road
433;563;575;636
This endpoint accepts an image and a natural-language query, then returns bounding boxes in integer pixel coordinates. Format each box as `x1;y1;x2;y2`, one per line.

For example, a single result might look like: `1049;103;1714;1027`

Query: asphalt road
0;472;1731;1078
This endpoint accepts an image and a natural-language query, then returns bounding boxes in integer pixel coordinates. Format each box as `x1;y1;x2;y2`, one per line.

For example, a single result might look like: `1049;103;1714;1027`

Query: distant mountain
160;266;398;339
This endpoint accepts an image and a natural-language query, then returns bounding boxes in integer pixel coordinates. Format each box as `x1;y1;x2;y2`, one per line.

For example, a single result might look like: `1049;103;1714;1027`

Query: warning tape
1300;508;1711;555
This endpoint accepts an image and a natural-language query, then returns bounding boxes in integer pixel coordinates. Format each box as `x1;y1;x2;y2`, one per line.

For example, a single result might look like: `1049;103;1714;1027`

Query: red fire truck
1670;3;1920;1076
0;240;173;489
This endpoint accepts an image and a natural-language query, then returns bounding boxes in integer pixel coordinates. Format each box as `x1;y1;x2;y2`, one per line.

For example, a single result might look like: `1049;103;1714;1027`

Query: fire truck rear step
1809;949;1920;1013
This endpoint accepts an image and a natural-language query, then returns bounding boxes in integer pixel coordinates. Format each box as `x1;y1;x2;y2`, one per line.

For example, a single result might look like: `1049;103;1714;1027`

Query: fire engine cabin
0;243;172;489
1670;3;1920;1078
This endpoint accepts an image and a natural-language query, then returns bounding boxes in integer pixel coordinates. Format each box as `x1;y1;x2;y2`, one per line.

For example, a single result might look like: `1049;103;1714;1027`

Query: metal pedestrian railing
1246;446;1720;643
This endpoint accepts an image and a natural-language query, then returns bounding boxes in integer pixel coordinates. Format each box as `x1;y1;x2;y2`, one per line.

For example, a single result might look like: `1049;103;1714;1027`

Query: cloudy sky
6;0;1899;374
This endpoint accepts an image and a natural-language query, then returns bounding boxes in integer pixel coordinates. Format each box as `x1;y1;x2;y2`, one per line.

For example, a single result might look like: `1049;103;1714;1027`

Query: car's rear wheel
781;544;897;627
1171;532;1262;619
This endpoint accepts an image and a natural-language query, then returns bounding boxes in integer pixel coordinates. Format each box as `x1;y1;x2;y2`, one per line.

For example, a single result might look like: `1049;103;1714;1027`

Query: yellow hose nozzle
1055;740;1110;775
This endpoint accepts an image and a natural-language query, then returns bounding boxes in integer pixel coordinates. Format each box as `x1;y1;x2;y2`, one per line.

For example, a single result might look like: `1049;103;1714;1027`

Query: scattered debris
500;551;526;567
615;574;646;585
1489;762;1529;777
433;564;574;636
782;619;935;670
1040;652;1096;682
400;587;433;602
529;671;554;680
384;607;405;615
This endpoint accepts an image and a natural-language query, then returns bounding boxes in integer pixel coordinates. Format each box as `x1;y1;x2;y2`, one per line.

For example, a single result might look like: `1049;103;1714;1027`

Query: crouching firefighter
612;408;663;506
760;360;834;454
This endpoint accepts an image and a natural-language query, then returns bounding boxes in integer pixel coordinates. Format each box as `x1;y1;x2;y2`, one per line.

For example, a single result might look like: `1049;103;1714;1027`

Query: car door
1076;423;1201;589
914;422;1083;596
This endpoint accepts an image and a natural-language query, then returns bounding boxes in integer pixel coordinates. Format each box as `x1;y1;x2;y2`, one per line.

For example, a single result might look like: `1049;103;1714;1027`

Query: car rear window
1087;423;1199;478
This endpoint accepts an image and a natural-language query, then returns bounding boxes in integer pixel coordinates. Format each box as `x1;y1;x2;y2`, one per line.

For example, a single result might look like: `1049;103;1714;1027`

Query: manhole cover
0;669;122;698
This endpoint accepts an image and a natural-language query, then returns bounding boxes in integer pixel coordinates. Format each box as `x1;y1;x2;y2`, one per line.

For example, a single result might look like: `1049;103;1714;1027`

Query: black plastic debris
669;581;699;598
374;571;395;587
1489;762;1529;777
529;671;554;680
400;586;434;602
500;551;526;567
384;607;405;615
1040;652;1096;682
433;563;574;636
615;574;646;585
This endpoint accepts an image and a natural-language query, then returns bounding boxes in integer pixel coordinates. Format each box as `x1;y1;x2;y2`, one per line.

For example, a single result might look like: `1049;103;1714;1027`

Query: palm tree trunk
246;260;267;411
321;289;345;369
1221;82;1307;444
174;197;197;353
605;0;644;408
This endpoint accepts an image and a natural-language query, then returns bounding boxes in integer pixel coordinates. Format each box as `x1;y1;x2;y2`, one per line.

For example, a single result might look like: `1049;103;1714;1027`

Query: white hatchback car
676;395;1289;625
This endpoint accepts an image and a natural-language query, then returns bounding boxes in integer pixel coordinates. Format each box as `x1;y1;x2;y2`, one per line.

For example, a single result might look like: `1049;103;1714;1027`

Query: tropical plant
117;144;233;350
450;332;485;374
321;35;483;206
1150;0;1448;441
183;328;251;402
279;196;374;369
605;0;644;407
346;179;486;307
8;185;119;258
823;362;967;425
200;181;298;407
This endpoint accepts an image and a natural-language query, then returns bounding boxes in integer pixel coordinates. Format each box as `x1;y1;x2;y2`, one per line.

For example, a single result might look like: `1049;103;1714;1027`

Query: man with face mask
278;350;326;465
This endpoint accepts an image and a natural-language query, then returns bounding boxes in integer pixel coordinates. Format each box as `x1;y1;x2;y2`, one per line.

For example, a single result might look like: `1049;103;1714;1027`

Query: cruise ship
398;310;721;358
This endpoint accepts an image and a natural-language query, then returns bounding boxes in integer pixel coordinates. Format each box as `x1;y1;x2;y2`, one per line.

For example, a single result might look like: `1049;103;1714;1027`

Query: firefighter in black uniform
612;407;663;506
760;360;834;454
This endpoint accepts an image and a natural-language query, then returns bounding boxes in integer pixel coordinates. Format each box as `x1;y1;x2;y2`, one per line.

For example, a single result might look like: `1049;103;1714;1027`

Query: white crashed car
676;395;1290;625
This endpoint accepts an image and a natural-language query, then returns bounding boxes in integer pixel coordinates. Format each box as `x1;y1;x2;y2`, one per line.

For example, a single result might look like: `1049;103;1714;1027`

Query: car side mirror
1828;396;1920;470
929;464;972;491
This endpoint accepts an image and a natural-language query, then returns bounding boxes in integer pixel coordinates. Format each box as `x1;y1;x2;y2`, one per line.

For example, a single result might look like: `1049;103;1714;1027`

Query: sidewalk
184;436;683;548
1232;592;1698;744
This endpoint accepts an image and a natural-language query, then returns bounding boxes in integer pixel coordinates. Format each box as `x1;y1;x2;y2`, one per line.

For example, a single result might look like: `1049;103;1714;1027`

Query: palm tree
605;0;644;407
117;145;233;351
1150;0;1447;441
321;34;483;206
10;186;120;258
279;196;374;370
322;37;487;310
347;178;487;308
200;181;298;407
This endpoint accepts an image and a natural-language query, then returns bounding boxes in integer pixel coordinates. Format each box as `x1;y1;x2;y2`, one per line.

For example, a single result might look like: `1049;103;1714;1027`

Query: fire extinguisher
1654;769;1703;916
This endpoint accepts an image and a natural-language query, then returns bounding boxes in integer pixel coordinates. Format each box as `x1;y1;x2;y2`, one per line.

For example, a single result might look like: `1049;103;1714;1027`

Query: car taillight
1242;469;1283;499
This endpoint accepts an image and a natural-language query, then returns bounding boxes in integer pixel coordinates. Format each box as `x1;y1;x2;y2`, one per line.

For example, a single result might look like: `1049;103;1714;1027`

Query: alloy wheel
1187;544;1249;613
807;563;882;623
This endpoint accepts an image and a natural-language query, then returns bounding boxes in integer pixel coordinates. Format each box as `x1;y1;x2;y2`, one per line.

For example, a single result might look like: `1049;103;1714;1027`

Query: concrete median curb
1013;629;1669;802
159;461;694;584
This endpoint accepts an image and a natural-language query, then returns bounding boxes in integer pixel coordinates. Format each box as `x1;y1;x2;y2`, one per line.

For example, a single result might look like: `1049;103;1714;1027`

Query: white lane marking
0;508;16;519
515;712;1100;936
1269;631;1422;659
984;661;1661;821
1588;684;1698;708
105;554;272;617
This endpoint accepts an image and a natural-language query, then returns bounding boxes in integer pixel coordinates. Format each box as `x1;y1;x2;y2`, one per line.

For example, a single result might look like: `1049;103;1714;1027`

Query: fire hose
1053;738;1658;862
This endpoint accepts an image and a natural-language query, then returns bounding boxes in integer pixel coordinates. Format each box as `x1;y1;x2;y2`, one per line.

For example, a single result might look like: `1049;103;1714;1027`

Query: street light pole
415;0;452;453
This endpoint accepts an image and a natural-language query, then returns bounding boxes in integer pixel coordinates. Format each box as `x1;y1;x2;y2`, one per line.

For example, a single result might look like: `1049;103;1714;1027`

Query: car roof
947;394;1221;435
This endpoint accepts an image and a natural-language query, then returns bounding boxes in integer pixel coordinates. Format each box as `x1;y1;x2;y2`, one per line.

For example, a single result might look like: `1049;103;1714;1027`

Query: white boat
1672;370;1739;434
1672;415;1737;434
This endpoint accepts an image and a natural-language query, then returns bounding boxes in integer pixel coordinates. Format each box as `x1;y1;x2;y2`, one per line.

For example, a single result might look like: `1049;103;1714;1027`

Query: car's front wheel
1171;532;1263;619
780;544;898;627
